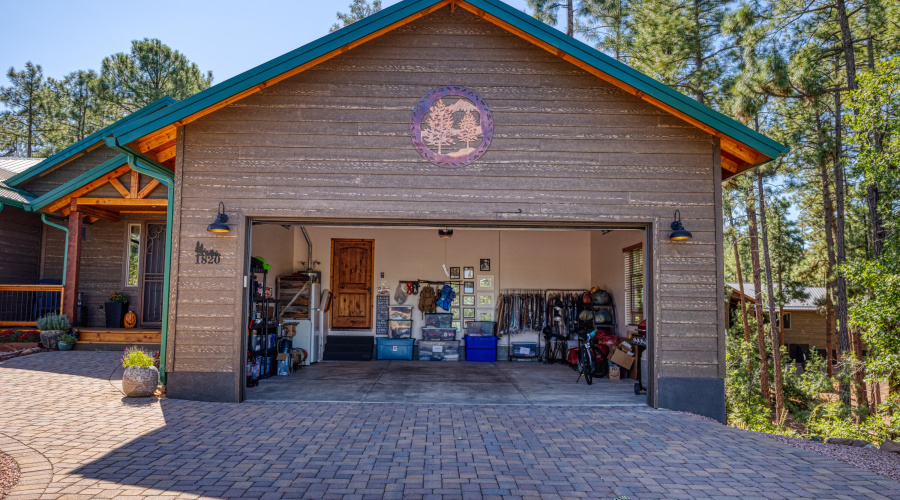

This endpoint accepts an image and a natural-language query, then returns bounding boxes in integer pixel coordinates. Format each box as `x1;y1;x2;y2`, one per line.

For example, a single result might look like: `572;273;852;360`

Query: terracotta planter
39;330;64;349
104;301;129;328
122;366;158;397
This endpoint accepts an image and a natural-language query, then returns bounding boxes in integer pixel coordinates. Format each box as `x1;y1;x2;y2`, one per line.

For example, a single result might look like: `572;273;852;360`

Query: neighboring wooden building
1;0;788;422
0;158;44;285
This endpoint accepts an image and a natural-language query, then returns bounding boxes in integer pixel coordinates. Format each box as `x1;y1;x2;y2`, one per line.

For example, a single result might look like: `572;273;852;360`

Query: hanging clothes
497;291;547;335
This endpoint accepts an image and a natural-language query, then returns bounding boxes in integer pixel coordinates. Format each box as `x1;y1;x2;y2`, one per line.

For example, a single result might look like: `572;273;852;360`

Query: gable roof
107;0;788;177
6;96;176;187
727;283;824;311
0;158;41;207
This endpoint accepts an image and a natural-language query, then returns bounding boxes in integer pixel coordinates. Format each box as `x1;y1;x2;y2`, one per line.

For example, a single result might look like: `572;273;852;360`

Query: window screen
623;243;644;325
126;224;141;286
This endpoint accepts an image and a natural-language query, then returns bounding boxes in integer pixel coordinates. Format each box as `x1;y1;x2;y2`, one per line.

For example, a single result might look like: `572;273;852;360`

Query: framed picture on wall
477;293;494;307
451;293;460;307
452;320;461;333
450;267;460;279
462;295;475;306
480;259;491;271
463;281;475;294
477;275;494;290
463;267;474;279
478;310;494;321
451;307;461;320
463;307;476;319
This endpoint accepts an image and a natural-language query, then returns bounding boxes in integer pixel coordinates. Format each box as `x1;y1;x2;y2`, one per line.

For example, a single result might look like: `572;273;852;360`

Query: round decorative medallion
410;86;493;168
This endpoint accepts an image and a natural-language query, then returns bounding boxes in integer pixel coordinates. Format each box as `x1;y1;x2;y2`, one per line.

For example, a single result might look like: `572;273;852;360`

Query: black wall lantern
207;202;230;233
669;210;692;241
438;228;453;239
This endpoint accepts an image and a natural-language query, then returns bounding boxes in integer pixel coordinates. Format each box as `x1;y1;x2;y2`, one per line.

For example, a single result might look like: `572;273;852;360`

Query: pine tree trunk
728;202;751;344
834;84;853;405
817;113;837;378
746;188;771;404
757;172;785;422
566;0;574;36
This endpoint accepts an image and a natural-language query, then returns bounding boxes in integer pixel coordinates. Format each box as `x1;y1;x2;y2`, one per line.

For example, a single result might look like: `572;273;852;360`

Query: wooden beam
156;146;177;163
45;164;131;213
76;198;168;207
109;176;130;198
135;127;177;153
130;170;139;198
73;204;119;222
63;210;84;323
136;179;161;199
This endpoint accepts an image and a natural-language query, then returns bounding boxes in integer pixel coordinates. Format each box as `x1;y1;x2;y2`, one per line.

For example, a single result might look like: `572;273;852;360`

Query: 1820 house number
194;242;222;264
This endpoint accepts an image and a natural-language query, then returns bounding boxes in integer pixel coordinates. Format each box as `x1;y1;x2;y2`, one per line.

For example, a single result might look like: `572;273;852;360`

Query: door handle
367;287;372;292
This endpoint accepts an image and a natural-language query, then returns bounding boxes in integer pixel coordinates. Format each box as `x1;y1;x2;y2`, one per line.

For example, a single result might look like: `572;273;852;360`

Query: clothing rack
399;279;460;285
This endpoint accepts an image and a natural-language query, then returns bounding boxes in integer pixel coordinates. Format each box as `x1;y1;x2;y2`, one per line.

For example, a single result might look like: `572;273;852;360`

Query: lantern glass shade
207;202;230;233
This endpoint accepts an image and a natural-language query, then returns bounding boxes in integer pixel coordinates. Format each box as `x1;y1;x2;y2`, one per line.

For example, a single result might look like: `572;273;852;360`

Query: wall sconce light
669;210;692;241
438;228;453;239
207;202;230;233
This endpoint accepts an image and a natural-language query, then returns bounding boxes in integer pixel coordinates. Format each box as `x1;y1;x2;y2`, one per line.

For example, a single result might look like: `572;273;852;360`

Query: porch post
63;205;84;322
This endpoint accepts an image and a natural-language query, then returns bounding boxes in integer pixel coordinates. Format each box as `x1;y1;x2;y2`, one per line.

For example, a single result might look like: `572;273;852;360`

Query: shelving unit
248;266;278;380
590;294;618;337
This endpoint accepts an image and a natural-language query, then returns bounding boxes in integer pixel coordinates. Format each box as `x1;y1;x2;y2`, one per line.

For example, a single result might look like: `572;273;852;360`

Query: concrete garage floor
246;360;647;405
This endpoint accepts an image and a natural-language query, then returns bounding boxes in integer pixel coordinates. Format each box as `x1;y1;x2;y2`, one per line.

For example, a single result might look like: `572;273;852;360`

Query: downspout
41;213;70;286
106;139;174;385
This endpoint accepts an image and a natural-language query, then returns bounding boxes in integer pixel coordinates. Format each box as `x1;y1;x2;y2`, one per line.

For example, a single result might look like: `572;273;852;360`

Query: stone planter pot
122;366;159;397
39;330;64;349
58;341;74;351
104;301;129;328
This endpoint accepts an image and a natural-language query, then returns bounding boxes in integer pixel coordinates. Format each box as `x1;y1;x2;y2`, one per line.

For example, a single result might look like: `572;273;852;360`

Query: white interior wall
248;225;642;342
590;229;646;335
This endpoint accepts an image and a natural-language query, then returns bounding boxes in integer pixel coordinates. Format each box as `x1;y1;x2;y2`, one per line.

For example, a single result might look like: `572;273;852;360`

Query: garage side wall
169;6;725;419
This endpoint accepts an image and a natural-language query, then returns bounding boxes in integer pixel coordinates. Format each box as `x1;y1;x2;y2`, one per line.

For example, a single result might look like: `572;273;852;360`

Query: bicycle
575;329;609;384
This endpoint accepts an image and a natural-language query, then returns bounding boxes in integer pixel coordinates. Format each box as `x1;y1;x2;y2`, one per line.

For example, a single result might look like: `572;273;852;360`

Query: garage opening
243;222;650;406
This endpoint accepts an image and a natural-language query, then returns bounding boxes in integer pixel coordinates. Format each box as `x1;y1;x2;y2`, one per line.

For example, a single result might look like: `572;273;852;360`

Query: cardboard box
609;345;635;370
608;364;621;380
283;324;296;337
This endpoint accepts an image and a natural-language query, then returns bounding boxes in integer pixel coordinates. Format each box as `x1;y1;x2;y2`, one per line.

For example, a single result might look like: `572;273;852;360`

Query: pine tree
421;99;456;154
98;38;212;114
0;62;51;157
44;70;109;153
330;0;383;33
456;110;480;149
527;0;576;36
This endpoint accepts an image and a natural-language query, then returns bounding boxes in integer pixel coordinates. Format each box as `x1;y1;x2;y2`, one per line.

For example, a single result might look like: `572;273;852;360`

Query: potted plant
57;333;77;351
121;347;158;397
105;292;129;328
36;313;70;349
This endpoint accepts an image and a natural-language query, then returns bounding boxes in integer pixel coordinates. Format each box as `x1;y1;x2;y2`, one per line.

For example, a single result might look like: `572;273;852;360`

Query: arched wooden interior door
330;239;374;329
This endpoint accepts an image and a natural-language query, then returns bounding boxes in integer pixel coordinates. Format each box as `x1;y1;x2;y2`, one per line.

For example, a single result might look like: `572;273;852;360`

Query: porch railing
0;285;65;327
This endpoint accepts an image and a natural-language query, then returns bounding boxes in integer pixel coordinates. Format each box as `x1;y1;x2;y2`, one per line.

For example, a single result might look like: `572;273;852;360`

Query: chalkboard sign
375;295;390;336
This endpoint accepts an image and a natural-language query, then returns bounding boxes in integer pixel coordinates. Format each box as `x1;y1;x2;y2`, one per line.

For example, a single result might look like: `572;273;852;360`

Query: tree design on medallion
410;86;493;168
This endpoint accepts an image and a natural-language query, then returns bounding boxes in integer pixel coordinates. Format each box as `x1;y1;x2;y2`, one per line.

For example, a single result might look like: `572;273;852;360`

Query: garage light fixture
438;228;453;239
207;202;230;233
669;210;692;241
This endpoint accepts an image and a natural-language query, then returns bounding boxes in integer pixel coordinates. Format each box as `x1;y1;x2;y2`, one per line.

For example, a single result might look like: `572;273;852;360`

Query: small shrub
0;330;41;343
57;333;77;344
108;292;128;303
122;347;154;368
36;313;70;332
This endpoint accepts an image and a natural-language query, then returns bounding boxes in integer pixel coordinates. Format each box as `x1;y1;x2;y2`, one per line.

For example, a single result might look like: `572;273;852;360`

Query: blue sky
0;0;534;84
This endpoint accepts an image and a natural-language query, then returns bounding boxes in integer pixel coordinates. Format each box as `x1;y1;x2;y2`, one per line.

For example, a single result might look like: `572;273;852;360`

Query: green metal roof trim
7;96;176;187
27;154;129;211
110;0;788;161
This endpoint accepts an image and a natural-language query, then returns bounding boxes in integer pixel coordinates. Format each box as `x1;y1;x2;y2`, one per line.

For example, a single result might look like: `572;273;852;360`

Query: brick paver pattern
1;352;899;499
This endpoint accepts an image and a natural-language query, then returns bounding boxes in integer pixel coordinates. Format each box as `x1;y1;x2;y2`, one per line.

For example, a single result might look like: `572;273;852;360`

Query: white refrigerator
284;283;322;365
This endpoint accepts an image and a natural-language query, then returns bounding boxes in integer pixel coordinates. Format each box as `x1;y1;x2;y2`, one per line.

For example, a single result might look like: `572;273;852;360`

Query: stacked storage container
464;321;498;362
419;313;459;361
379;306;415;360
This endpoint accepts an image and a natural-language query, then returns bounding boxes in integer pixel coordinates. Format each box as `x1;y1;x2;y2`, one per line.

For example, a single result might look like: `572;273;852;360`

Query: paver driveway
1;352;899;499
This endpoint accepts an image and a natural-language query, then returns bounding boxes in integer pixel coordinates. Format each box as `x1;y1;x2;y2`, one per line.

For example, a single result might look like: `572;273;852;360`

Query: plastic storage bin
512;342;537;357
422;327;456;341
465;335;498;362
389;320;412;338
424;313;453;328
388;306;413;320
466;321;495;336
377;338;415;360
418;340;460;361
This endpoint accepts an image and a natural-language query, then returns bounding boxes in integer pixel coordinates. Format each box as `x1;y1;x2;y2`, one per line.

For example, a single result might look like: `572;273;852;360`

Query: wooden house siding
171;7;724;397
784;310;829;350
21;147;119;197
0;209;43;284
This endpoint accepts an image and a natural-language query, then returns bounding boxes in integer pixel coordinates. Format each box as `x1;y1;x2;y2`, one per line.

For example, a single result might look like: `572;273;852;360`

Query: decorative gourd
123;311;138;329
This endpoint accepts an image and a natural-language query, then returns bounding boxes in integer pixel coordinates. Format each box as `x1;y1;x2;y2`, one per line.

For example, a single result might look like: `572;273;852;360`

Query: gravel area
0;451;19;500
766;433;900;481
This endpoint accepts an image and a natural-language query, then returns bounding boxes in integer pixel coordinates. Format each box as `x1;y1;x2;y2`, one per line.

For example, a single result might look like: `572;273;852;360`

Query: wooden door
330;239;374;329
140;222;167;325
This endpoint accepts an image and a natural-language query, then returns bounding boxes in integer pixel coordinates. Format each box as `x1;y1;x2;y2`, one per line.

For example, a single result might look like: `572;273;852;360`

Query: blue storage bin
512;342;537;357
465;335;498;362
377;338;415;360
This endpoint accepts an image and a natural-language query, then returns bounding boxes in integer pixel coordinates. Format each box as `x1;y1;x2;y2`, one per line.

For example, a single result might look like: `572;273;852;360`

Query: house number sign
194;242;222;264
410;86;493;168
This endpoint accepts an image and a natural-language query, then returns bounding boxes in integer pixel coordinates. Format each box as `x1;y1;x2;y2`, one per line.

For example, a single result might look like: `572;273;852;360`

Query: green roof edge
111;0;788;161
7;96;176;187
27;154;129;211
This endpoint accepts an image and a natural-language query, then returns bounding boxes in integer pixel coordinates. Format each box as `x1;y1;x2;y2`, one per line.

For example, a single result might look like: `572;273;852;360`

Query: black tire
579;347;593;385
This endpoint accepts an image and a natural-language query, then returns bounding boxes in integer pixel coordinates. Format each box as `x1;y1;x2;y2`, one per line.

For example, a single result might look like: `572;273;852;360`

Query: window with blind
623;243;644;325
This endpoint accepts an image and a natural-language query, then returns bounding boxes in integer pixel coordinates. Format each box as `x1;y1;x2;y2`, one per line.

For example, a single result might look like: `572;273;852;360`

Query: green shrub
121;347;154;368
108;291;128;303
57;333;77;344
36;313;70;331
